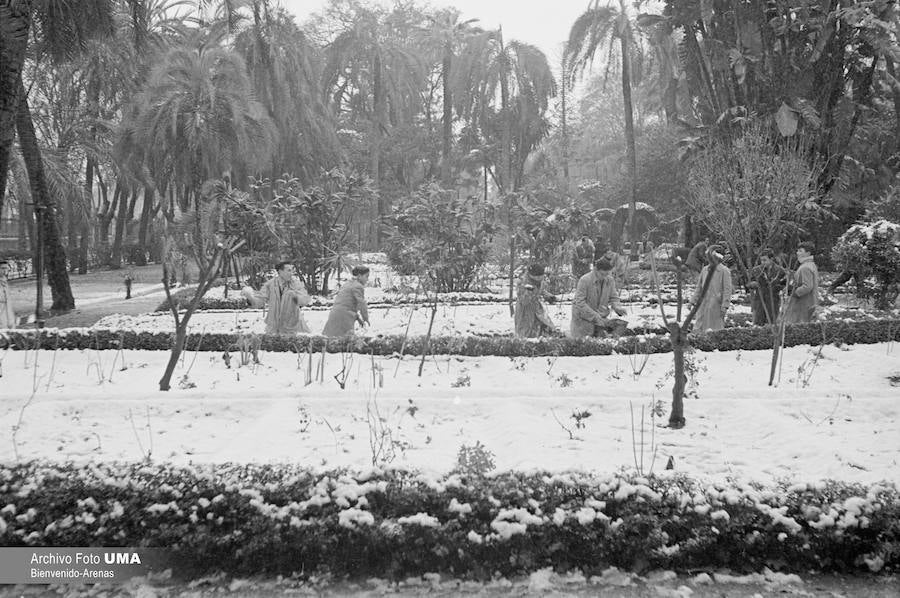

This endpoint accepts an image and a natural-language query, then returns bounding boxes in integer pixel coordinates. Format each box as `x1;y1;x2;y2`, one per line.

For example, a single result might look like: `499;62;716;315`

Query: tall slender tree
566;0;641;260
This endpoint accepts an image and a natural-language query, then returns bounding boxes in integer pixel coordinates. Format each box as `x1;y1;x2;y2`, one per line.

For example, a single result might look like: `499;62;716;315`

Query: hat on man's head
527;264;546;277
594;257;613;271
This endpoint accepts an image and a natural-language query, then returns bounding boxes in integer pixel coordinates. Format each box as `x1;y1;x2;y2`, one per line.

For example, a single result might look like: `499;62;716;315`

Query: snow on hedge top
845;219;900;242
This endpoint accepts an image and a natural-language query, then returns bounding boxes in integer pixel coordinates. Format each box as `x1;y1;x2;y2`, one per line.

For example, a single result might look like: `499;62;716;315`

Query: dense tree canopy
1;0;898;310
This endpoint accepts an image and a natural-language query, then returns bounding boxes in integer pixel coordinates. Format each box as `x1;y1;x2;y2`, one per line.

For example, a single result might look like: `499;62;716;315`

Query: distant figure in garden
0;261;17;328
323;266;371;337
514;264;559;338
594;237;626;282
690;245;733;332
572;236;595;279
570;258;628;339
244;261;311;335
785;242;820;324
748;249;787;325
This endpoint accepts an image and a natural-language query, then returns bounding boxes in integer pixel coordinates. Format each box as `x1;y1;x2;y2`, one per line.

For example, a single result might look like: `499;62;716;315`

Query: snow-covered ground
95;301;757;337
1;341;897;484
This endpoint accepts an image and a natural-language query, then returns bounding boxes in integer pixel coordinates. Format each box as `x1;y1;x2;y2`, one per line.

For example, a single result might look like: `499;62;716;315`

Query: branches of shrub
0;462;896;579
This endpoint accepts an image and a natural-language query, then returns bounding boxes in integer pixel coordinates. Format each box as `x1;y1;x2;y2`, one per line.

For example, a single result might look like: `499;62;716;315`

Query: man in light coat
514;263;558;338
323;265;370;337
245;261;311;334
690;246;733;332
570;258;628;339
785;242;820;324
0;261;17;328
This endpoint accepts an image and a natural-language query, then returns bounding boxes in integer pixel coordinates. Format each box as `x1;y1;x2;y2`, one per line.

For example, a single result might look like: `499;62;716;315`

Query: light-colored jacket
691;263;733;332
785;256;819;324
323;279;369;337
255;276;311;335
570;270;622;338
0;278;16;328
514;274;555;338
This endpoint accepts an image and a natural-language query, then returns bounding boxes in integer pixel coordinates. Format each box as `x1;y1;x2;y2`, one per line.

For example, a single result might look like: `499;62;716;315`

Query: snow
0;339;897;485
94;299;753;337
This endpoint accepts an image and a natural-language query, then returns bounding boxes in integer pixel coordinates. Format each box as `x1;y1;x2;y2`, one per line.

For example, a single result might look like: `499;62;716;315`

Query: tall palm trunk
620;32;638;261
500;55;514;317
15;78;74;312
371;51;385;246
560;54;570;185
110;183;132;268
98;179;118;264
441;42;453;186
136;185;154;266
0;0;32;214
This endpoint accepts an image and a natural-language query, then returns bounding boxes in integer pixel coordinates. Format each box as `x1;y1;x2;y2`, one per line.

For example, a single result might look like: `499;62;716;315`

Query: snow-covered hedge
2;318;899;356
1;463;896;578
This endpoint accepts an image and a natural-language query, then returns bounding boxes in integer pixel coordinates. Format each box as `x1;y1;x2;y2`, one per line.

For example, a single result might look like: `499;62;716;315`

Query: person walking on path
689;246;733;332
245;261;311;335
571;237;595;280
570;258;628;339
785;242;820;324
323;266;371;337
0;261;17;328
514;264;559;338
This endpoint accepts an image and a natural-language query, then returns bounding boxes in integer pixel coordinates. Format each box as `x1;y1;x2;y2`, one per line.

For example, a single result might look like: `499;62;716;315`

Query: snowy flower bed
1;463;896;578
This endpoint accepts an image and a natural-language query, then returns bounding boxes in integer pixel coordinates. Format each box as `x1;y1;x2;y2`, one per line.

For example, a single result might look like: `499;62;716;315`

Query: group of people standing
516;241;629;340
513;240;823;339
244;262;370;337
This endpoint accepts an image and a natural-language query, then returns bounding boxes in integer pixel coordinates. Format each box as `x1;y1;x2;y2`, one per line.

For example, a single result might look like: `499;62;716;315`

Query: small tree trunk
669;325;687;428
159;323;188;391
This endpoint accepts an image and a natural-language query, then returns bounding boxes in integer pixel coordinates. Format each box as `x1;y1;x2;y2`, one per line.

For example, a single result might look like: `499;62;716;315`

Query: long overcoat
784;257;819;324
570;270;622;338
514;274;555;337
0;278;16;328
258;276;311;334
323;279;369;337
691;263;733;332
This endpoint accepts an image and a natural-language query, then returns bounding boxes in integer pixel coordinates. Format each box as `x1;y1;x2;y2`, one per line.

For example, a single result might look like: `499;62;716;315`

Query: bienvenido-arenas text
30;569;115;579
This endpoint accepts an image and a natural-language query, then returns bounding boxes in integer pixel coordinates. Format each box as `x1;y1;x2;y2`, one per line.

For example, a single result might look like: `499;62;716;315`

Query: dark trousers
751;289;781;325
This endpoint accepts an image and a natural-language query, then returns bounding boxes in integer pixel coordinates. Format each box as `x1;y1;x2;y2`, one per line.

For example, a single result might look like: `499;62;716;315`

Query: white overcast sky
279;0;592;66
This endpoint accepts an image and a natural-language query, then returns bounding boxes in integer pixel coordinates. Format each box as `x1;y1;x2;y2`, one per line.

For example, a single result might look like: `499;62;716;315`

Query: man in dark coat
572;237;595;280
748;249;787;325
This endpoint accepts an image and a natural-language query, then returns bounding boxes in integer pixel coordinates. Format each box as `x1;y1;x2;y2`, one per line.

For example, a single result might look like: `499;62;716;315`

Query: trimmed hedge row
2;318;898;357
1;463;896;579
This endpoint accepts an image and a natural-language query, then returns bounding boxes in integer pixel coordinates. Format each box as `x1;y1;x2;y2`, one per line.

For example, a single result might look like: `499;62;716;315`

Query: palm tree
422;8;480;186
321;4;425;243
234;1;341;182
134;39;275;208
0;0;139;312
454;28;556;314
566;0;641;260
